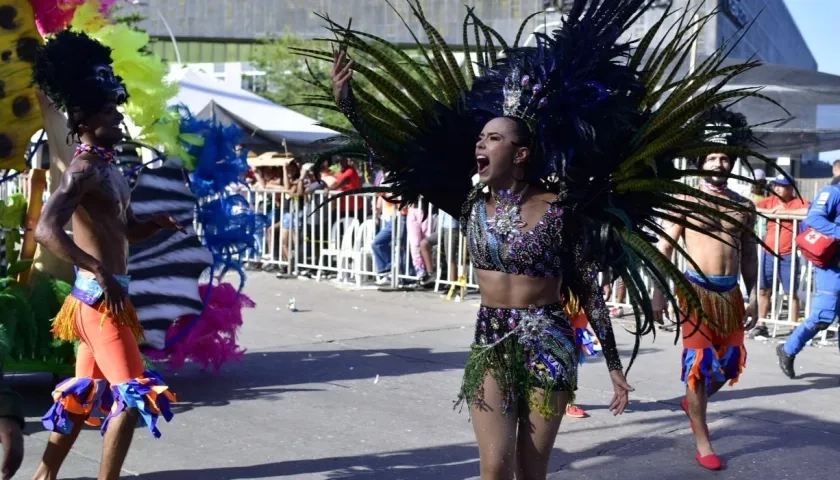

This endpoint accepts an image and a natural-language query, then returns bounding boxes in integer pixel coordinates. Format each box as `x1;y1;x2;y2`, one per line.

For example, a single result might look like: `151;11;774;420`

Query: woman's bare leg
515;390;569;480
470;374;519;480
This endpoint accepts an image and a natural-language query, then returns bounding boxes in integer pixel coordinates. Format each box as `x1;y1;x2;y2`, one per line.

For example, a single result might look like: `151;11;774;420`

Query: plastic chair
316;217;360;281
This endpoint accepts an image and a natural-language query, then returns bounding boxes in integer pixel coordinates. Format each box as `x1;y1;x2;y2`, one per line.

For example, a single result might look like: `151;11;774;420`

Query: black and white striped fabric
127;158;213;350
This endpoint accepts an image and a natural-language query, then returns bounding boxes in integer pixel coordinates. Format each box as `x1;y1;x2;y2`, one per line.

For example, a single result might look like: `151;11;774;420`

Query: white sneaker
375;275;391;285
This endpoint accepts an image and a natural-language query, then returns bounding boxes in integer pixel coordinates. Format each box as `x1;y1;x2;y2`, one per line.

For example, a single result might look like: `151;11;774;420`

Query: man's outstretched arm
33;160;102;274
125;207;186;244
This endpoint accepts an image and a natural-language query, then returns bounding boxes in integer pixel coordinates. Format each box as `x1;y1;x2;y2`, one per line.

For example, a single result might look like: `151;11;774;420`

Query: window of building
241;73;267;93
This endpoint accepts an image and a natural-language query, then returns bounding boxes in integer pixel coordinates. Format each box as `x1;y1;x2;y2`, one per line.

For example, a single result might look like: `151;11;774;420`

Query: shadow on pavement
56;403;840;480
17;342;664;420
15;346;472;420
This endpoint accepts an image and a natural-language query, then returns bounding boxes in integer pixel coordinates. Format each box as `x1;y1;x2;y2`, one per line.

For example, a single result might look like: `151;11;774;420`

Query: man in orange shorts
564;291;601;418
31;31;182;480
654;107;759;471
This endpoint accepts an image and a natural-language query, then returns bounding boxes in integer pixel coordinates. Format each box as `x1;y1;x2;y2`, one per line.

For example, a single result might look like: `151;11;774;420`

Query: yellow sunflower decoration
0;0;42;171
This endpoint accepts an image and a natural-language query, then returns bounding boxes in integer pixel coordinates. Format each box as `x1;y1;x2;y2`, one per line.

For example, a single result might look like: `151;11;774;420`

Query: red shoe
681;398;711;435
565;405;587;418
695;452;724;470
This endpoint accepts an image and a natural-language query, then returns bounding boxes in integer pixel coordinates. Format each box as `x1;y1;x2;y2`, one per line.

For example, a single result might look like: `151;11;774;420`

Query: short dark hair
833;159;840;169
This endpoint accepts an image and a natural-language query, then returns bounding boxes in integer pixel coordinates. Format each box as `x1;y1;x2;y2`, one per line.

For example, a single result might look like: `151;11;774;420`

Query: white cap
753;169;766;180
301;162;314;172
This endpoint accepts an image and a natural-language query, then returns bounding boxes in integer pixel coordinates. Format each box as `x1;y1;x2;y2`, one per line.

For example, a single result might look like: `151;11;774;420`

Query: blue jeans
784;265;840;356
372;218;410;275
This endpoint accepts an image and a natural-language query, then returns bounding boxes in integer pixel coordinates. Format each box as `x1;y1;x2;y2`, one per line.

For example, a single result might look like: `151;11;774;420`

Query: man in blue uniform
777;181;840;378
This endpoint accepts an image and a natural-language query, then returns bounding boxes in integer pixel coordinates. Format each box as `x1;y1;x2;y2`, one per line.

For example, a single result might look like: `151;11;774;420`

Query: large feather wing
559;2;789;364
293;1;515;217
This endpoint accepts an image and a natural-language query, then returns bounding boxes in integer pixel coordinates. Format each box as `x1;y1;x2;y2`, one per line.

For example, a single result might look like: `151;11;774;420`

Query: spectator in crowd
406;198;436;284
253;166;282;190
301;163;321;194
309;160;337;190
250;167;284;271
418;211;464;288
294;162;329;277
753;174;810;337
245;167;258;187
0;368;24;480
751;169;768;238
778;174;840;378
372;187;410;285
604;279;627;318
276;159;306;274
324;156;363;220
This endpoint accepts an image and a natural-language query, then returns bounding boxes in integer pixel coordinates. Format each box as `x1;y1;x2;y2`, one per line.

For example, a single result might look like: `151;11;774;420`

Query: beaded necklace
75;144;116;163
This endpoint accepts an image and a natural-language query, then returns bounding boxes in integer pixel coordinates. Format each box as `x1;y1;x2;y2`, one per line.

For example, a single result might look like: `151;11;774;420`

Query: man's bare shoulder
58;155;101;192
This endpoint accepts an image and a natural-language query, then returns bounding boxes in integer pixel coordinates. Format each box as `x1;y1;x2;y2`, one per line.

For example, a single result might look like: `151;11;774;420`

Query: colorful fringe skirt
569;311;599;364
42;273;177;438
456;302;578;419
677;270;747;392
42;371;177;438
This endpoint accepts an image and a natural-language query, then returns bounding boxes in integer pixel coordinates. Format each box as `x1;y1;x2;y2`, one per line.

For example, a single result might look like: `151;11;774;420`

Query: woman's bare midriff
475;269;563;309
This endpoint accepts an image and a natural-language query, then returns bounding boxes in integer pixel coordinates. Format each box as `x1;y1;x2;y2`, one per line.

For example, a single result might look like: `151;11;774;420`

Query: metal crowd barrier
245;188;835;343
603;213;835;344
2;178;835;344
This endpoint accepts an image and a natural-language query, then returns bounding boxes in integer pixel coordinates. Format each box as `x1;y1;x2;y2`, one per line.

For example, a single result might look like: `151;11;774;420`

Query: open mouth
476;155;489;174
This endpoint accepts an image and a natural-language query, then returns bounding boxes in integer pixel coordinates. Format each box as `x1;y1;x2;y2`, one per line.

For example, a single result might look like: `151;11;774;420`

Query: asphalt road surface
12;272;840;479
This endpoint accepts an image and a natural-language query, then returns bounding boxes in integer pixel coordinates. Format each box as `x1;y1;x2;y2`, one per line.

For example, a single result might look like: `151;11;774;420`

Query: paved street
11;272;840;479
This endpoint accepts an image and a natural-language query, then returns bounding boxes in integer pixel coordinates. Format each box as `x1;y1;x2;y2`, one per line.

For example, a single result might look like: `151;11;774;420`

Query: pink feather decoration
144;283;253;373
31;0;119;36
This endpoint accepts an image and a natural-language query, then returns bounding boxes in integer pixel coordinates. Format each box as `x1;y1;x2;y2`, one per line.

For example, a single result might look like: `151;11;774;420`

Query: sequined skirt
455;302;578;419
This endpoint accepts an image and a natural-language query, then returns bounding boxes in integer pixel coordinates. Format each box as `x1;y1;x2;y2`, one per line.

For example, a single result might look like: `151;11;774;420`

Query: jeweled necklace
75;144;115;163
487;184;529;242
700;179;727;194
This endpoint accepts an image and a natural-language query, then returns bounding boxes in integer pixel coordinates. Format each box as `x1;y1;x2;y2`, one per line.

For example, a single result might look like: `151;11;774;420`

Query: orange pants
73;301;145;385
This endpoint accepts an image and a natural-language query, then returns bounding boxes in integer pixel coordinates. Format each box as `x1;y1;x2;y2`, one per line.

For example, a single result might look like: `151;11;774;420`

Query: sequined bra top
464;190;566;278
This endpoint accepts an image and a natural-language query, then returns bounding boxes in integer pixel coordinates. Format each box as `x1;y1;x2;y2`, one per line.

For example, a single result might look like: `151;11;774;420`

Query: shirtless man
654;150;758;471
32;30;180;480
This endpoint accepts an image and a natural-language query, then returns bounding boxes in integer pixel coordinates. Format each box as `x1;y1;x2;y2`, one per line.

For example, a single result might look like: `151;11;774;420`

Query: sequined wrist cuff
606;356;623;372
338;98;355;118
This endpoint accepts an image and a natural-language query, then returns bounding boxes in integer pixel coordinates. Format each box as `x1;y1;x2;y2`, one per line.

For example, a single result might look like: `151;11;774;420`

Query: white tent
167;68;338;149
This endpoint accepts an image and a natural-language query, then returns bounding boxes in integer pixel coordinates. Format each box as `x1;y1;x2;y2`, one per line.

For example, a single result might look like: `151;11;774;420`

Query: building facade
128;0;817;165
131;0;815;83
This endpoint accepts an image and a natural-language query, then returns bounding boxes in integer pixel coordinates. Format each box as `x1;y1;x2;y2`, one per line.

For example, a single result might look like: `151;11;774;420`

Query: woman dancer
306;1;781;477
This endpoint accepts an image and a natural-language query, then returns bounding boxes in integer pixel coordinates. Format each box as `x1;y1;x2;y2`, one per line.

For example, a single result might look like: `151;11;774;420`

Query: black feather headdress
295;0;790;372
468;1;648;183
691;105;756;166
32;29;128;116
